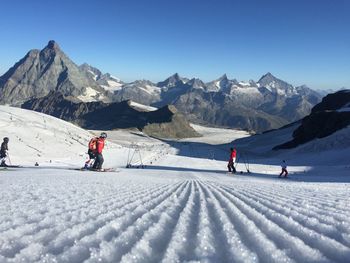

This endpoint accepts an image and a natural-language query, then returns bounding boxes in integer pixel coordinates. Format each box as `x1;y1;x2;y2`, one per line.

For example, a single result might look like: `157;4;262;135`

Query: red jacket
96;138;105;154
229;149;236;161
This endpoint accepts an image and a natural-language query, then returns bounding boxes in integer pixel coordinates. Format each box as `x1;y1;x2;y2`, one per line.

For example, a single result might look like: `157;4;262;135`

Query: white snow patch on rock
77;87;99;102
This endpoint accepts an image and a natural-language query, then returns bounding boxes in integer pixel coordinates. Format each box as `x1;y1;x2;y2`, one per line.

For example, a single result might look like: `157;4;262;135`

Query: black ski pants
92;153;104;169
228;160;236;173
0;150;6;159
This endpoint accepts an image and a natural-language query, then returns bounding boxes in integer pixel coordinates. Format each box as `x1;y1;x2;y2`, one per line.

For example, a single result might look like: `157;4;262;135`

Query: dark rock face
21;91;106;126
274;90;350;149
311;90;350;113
171;88;288;132
79;102;199;138
22;93;199;138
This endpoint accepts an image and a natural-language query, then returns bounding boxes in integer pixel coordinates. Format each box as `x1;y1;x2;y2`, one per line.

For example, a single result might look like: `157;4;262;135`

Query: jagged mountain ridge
110;72;322;131
0;40;323;132
79;63;123;92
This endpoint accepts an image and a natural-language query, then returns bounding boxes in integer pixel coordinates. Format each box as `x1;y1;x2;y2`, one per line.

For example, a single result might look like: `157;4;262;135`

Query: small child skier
0;137;9;167
279;160;288;177
84;136;98;169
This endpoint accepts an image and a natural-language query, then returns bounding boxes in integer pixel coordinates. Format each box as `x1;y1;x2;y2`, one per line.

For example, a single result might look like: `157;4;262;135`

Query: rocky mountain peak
258;72;294;92
167;73;182;82
157;73;187;88
0;40;107;105
172;73;180;79
39;40;64;61
46;40;61;51
218;74;228;81
79;63;102;80
187;78;205;89
258;72;277;84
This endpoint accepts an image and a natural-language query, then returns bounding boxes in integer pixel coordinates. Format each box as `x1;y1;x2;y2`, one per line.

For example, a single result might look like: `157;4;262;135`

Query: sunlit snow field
0;106;350;262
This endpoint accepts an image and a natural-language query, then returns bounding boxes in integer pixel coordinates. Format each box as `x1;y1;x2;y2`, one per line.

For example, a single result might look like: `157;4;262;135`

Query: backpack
88;137;98;151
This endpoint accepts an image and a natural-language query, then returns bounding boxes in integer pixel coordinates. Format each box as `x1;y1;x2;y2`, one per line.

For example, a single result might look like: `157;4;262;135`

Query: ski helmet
100;132;107;138
3;137;9;142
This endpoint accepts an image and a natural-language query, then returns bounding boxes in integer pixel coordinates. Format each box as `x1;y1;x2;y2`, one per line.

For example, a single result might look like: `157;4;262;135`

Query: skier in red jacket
91;132;107;171
227;147;237;173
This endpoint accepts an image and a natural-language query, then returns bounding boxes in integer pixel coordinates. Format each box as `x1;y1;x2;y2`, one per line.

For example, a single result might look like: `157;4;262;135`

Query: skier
279;160;288;177
91;132;107;171
84;136;99;169
227;147;237;173
0;137;9;167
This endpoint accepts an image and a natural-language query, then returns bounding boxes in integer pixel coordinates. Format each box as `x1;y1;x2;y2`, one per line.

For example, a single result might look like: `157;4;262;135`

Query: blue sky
0;0;349;89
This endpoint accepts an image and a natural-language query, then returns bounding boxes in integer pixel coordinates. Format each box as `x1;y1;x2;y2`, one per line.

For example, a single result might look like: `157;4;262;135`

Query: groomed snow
0;106;350;263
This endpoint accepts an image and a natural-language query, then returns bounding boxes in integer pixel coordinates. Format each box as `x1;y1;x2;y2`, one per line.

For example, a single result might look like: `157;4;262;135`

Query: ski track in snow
0;170;349;263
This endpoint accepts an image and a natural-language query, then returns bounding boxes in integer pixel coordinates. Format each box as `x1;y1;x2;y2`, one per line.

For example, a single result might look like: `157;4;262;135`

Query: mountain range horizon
0;39;327;134
0;40;342;91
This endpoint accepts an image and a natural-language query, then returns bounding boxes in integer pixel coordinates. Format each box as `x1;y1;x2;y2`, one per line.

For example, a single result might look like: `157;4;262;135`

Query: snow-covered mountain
110;72;322;132
112;80;161;105
205;74;239;92
0;40;323;133
156;73;189;88
79;63;124;92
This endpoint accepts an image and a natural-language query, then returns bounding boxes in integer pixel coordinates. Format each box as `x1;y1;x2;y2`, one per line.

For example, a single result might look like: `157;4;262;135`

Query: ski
126;164;146;169
0;165;23;168
0;165;119;173
71;167;119;173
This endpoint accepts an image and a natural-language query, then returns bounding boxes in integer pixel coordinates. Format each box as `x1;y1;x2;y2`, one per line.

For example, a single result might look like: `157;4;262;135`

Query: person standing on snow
227;147;237;173
84;136;99;169
92;132;107;171
0;137;9;167
279;160;288;177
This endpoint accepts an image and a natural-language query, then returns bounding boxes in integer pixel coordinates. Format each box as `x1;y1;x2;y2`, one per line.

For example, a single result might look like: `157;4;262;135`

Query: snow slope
0;106;350;262
0;105;95;166
0;106;164;168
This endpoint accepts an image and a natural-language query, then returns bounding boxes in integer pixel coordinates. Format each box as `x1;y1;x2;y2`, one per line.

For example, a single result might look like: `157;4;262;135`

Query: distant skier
227;147;237;173
91;132;107;171
279;160;288;177
0;137;9;167
84;136;99;169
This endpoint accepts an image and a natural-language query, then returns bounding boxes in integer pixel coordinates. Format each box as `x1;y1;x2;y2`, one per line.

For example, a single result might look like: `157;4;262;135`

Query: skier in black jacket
0;137;9;167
